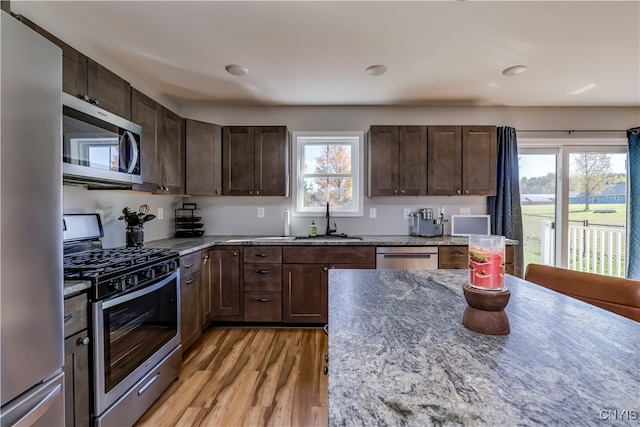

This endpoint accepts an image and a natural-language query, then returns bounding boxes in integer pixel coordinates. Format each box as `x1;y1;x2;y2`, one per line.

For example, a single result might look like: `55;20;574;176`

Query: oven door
92;271;180;416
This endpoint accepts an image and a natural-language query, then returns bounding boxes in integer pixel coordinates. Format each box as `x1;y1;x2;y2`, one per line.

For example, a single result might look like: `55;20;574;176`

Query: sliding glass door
519;143;628;277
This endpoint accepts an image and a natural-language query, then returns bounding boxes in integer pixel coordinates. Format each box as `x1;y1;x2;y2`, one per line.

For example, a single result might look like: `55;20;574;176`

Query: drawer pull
184;263;194;268
185;278;195;285
78;336;90;346
256;253;270;257
452;252;465;257
64;314;73;323
257;298;271;302
256;270;271;274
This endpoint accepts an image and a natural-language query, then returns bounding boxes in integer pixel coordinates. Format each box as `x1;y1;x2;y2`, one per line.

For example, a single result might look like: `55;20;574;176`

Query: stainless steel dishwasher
376;247;439;270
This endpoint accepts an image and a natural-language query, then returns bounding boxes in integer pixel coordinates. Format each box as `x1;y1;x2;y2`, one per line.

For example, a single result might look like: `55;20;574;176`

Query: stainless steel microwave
62;92;142;187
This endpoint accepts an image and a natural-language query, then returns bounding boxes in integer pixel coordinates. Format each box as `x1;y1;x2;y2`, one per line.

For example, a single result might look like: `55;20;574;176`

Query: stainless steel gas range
63;214;181;426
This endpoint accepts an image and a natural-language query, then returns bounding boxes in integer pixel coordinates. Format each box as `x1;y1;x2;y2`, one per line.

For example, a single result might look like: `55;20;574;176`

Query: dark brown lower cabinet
64;331;90;427
180;272;201;350
283;264;329;324
208;248;243;320
244;291;282;322
439;245;515;275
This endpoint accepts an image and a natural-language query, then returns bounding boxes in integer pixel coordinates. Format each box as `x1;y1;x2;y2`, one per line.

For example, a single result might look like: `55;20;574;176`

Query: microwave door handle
124;131;139;173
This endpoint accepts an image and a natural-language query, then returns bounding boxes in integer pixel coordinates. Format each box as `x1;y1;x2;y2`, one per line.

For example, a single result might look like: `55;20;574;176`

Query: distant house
522;184;626;205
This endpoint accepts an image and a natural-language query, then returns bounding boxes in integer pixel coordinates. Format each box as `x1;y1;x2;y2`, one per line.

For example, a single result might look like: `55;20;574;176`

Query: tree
312;144;353;207
570;153;612;211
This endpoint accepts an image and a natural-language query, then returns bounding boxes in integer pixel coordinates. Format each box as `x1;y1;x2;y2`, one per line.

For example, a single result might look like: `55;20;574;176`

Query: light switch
257;207;265;218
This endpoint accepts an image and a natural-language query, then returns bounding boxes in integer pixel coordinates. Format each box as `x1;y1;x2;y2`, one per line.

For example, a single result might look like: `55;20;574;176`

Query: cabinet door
131;89;160;192
87;59;131;119
368;126;399;196
462;126;497;195
158;107;184;194
180;272;201;350
200;253;213;326
398;126;427;196
209;249;243;320
185;119;222;196
64;331;90;427
427;126;462;195
254;126;288;196
282;264;328;324
222;127;255;195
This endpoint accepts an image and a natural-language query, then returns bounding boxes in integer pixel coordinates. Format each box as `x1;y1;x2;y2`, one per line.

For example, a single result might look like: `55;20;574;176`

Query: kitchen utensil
143;214;156;222
139;204;150;215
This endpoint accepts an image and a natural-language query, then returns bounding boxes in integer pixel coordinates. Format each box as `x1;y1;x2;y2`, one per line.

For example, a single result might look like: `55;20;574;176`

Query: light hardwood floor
135;327;328;427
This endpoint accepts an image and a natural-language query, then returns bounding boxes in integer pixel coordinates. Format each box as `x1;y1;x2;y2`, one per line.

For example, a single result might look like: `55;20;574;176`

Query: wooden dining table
327;269;639;426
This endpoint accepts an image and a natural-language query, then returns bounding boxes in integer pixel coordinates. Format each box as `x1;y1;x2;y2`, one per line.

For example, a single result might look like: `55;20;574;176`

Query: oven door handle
101;272;176;309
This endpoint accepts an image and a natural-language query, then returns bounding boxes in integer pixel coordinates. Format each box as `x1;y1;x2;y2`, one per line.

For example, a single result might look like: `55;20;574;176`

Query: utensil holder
126;229;144;248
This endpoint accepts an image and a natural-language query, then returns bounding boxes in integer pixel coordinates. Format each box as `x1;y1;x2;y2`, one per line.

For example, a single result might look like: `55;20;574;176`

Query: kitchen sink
294;235;364;241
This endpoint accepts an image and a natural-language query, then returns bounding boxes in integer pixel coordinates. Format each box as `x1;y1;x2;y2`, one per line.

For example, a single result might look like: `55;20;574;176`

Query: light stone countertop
63;280;91;297
143;235;518;256
327;269;639;426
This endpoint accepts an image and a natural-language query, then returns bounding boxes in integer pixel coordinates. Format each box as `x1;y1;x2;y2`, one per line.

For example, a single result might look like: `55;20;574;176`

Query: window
292;132;364;216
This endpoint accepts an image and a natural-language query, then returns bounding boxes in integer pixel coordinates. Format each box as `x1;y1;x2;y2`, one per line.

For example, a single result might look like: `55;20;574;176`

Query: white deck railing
539;221;626;277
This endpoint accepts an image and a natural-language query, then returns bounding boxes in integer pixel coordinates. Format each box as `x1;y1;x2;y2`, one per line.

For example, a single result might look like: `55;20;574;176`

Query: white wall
64;104;639;242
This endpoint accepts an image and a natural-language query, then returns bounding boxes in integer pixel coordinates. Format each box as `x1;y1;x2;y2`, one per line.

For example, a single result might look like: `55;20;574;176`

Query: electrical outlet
369;208;377;219
157;208;164;220
257;207;265;218
460;208;471;215
403;208;412;219
95;209;104;219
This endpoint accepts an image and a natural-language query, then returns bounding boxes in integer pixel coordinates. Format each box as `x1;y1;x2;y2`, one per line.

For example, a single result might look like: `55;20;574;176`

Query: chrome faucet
325;202;337;236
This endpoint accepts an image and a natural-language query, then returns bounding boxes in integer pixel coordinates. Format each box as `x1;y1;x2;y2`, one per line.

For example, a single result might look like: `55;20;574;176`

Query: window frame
291;131;364;217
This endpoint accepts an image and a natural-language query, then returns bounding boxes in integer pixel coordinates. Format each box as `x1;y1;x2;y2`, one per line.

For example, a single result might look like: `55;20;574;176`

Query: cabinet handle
233;251;239;256
256;190;260;195
323;266;328;272
184;263;194;268
393;190;398;194
256;253;270;257
64;314;73;323
452;252;465;257
249;190;253;195
256;270;271;274
78;336;90;346
400;189;405;194
257;298;270;302
203;255;209;264
465;190;469;194
457;190;461;195
185;278;195;284
323;365;328;375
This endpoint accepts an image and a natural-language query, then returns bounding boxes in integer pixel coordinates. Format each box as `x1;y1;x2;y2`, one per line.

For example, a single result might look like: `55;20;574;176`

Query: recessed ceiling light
366;65;387;76
225;64;248;76
570;83;597;95
502;65;527;76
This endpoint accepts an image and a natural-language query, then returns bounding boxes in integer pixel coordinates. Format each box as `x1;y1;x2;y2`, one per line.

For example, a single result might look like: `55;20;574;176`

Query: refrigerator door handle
12;384;61;427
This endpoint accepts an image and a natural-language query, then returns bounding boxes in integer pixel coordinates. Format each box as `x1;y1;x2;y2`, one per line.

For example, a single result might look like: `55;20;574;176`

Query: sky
519;153;627;179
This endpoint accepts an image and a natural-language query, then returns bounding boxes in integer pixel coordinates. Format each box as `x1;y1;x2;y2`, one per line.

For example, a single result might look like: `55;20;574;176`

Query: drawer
64;293;88;338
244;292;282;322
283;246;375;264
180;251;202;278
244;264;282;292
244;246;282;263
506;246;515;264
438;246;468;269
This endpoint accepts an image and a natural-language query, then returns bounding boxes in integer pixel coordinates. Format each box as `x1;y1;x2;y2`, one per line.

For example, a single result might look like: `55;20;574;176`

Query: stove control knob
114;278;126;292
127;275;139;288
145;268;155;280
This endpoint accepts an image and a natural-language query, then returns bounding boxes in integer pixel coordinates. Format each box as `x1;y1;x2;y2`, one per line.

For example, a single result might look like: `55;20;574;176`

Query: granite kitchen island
328;269;639;426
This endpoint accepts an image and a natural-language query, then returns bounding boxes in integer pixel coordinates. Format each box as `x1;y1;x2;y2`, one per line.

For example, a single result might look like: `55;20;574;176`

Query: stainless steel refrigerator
1;12;65;426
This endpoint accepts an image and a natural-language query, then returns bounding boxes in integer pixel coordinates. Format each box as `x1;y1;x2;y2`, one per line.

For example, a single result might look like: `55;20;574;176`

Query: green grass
521;203;627;275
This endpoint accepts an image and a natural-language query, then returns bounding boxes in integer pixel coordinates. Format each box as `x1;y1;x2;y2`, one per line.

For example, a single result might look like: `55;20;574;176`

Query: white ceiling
11;1;640;107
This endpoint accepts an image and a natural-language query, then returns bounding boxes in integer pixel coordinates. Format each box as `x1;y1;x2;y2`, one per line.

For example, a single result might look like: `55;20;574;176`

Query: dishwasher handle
380;253;433;258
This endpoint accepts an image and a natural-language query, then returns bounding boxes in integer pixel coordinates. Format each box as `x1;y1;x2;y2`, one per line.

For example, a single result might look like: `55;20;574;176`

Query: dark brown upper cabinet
15;14;131;119
131;89;159;192
185;119;222;196
368;126;427;196
427;125;497;196
222;126;289;196
131;88;184;194
158;106;185;194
